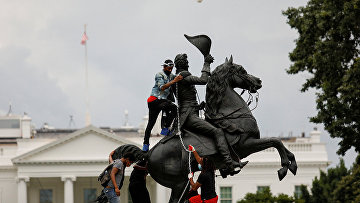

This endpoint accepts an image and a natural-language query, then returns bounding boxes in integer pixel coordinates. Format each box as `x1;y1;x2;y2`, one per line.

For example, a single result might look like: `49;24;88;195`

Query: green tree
236;157;360;202
310;159;349;202
283;0;360;155
237;187;275;203
333;154;360;202
276;194;295;203
237;188;295;203
294;185;310;203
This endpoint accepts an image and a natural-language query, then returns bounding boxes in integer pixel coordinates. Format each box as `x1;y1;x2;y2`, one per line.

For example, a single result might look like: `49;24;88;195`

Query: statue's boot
219;161;248;178
214;129;237;174
214;129;249;177
232;160;249;169
240;160;249;168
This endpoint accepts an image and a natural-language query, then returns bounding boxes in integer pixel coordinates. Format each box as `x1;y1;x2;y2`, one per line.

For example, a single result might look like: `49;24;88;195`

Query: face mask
198;164;202;170
164;70;171;76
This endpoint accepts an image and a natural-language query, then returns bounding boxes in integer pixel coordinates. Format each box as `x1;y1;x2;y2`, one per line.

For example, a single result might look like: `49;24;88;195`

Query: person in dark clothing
129;160;151;203
143;59;183;151
188;145;218;203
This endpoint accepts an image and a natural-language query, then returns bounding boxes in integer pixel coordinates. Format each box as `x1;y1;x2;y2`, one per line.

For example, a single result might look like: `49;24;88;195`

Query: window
220;186;232;203
294;185;302;198
0;119;20;128
84;188;97;203
257;186;270;193
40;189;53;203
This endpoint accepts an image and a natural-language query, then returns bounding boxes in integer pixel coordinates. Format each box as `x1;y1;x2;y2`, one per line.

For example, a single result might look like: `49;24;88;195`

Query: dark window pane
40;189;53;203
220;187;232;203
294;185;302;198
257;186;270;193
84;188;97;203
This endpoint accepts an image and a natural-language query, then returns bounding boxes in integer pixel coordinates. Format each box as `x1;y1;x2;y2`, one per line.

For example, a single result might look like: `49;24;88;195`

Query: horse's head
206;56;262;115
223;56;262;92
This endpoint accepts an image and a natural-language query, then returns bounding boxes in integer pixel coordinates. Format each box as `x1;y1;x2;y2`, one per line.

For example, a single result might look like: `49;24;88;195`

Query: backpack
98;163;114;187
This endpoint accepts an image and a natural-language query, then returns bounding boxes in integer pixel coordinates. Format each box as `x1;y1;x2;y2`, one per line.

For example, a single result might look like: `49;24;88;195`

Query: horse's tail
112;144;148;161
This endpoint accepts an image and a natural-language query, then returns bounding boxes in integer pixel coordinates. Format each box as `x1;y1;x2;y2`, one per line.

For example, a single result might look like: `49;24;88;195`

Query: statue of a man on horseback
173;51;246;176
110;35;298;203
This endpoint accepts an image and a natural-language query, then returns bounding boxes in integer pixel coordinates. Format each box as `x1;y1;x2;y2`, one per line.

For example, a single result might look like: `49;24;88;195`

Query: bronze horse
117;57;297;203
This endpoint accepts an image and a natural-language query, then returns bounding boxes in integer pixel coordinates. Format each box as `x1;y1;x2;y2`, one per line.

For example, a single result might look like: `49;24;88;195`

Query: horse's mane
206;61;247;116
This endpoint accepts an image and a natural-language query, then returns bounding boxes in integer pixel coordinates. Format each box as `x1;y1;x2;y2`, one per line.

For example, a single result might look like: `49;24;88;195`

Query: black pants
183;110;233;166
144;99;177;144
129;182;151;203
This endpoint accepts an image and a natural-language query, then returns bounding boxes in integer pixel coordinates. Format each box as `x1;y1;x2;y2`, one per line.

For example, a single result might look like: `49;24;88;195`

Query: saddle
160;128;240;157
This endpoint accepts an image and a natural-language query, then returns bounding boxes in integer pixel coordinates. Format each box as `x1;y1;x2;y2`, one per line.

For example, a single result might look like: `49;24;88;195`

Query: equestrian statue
112;35;298;203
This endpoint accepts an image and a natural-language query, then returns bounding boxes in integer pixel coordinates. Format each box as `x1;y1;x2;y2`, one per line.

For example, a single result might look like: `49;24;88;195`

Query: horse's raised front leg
238;137;290;181
169;180;190;203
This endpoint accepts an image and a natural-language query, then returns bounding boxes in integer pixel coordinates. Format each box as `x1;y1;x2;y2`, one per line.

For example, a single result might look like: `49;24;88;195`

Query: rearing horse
122;57;297;203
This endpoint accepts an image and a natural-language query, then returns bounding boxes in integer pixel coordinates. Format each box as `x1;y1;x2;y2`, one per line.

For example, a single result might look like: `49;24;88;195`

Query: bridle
206;72;260;121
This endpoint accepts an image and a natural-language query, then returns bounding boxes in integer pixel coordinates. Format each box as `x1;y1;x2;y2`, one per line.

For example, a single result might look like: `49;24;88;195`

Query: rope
250;92;259;111
177;180;190;203
175;79;192;203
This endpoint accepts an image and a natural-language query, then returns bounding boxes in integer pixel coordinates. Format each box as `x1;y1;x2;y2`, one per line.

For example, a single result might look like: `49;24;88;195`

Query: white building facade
0;114;329;203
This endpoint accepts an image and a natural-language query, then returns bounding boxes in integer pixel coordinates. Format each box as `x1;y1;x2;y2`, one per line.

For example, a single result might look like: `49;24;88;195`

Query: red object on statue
147;96;157;103
189;145;194;151
189;195;218;203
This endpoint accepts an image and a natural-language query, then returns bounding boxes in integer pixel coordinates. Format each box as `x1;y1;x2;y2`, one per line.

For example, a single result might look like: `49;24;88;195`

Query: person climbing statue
173;53;244;175
187;145;218;203
143;59;183;151
104;152;136;203
129;160;151;203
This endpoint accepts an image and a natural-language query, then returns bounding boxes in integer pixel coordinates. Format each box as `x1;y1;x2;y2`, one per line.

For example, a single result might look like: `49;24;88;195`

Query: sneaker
160;127;170;136
142;144;149;152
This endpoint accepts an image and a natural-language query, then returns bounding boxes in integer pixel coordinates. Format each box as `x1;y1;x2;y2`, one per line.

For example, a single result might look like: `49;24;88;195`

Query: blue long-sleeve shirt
150;71;175;100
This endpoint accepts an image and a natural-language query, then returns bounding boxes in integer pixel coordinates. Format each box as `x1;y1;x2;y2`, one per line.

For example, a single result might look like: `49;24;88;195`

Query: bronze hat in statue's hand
184;34;212;57
204;54;214;64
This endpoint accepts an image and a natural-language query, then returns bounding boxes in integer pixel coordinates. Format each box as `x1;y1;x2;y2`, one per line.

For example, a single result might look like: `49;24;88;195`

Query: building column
61;176;76;203
156;183;168;203
17;176;29;203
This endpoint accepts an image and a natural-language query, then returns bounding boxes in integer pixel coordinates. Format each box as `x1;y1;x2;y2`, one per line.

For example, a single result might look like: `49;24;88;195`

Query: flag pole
84;24;91;126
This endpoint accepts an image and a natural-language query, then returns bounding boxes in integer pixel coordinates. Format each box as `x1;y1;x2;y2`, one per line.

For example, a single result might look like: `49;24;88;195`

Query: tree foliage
310;159;349;202
297;185;310;203
237;187;295;203
333;155;360;202
283;0;360;155
237;187;275;203
301;156;360;202
236;156;360;202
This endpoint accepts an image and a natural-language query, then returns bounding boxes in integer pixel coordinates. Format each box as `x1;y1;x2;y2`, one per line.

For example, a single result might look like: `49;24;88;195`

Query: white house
0;113;329;203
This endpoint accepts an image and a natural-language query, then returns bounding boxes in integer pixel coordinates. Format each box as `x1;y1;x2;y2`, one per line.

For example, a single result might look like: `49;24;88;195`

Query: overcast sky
0;0;356;167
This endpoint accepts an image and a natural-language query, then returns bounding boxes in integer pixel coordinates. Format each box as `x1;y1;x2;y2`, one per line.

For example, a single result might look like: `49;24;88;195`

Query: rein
206;90;258;121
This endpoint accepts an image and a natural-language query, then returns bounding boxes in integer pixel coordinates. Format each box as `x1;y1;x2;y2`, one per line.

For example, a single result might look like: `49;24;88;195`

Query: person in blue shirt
143;59;183;151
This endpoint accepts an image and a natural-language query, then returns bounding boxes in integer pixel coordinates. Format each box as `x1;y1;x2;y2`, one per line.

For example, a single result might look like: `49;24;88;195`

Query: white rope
177;180;190;203
175;81;192;157
175;79;193;203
